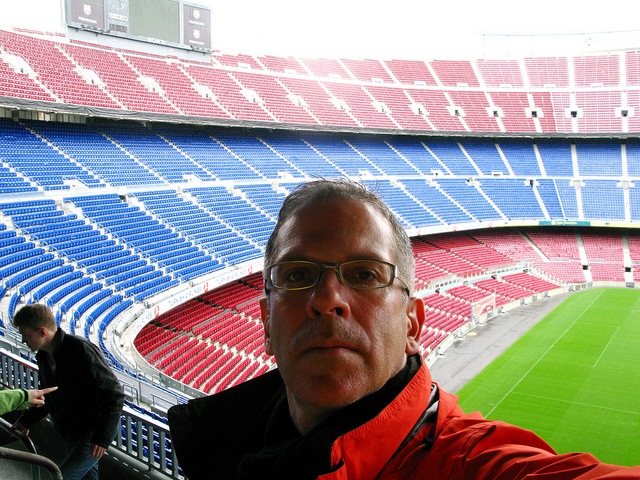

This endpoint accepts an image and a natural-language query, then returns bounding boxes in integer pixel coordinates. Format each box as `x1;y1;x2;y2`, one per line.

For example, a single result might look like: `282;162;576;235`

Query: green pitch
456;288;640;466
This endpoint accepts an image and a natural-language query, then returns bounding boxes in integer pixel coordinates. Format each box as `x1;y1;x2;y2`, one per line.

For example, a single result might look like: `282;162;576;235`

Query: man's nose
306;267;351;317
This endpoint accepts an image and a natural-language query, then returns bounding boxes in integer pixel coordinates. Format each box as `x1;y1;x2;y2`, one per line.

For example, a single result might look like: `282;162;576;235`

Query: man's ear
405;296;425;356
259;296;273;356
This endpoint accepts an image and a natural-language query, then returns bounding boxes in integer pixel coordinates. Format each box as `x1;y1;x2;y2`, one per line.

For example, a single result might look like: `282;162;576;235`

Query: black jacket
169;369;284;480
19;329;125;448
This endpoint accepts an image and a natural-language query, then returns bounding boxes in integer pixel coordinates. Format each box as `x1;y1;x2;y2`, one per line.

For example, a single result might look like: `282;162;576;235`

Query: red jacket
317;363;640;479
168;359;640;479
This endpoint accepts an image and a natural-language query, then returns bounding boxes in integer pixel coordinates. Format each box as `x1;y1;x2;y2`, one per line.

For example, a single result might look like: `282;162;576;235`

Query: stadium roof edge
2;95;639;141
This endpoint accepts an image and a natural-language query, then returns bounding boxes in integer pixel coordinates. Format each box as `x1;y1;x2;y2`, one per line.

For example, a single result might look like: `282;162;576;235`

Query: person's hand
90;444;107;459
27;386;58;407
11;420;29;436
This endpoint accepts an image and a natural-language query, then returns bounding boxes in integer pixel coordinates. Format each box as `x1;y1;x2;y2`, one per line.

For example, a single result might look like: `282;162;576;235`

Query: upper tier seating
383;59;437;86
524;56;570;88
299;57;351;79
447;91;501;132
277;76;359;126
364;85;432;130
62;42;177;113
256;55;306;75
231;71;318;125
123;53;223;117
182;64;273;122
429;60;480;87
573;54;620;88
322;81;397;129
340;58;395;84
0;30;120;108
476;59;525;88
489;91;538;133
2;29;640;134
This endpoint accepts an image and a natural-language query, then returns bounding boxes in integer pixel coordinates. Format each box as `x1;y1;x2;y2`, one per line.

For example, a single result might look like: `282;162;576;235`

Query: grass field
456;288;640;466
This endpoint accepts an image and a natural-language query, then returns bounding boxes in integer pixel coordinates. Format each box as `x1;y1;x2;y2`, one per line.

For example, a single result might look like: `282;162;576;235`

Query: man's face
260;198;424;424
18;326;46;352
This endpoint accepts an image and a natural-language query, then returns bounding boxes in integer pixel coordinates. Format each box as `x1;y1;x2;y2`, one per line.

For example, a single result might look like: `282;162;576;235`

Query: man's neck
286;392;340;435
40;327;58;355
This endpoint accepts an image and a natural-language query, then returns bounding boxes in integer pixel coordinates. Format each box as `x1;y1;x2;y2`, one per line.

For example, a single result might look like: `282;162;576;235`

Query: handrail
0;446;63;480
0;417;37;454
0;417;62;480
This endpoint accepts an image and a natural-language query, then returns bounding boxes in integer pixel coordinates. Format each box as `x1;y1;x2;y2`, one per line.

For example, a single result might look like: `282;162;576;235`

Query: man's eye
286;269;309;281
344;267;379;284
281;267;315;285
355;268;376;280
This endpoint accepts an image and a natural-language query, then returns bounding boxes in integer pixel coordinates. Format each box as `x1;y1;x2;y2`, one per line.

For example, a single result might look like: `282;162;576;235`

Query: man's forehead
288;197;385;226
274;198;395;260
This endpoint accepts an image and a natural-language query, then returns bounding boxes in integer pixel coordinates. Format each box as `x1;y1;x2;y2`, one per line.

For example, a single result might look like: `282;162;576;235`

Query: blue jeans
58;433;101;480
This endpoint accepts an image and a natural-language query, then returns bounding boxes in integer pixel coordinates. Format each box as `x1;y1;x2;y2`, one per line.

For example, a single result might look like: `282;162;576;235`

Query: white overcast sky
1;0;639;59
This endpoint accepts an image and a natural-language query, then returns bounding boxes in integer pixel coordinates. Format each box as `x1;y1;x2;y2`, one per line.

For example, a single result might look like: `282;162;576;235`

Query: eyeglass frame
263;259;411;294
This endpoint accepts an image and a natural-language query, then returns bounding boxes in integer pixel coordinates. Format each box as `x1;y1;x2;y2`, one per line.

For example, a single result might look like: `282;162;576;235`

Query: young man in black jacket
12;304;125;480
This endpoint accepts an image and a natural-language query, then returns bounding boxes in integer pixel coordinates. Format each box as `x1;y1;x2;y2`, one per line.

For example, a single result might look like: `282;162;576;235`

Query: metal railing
0;447;63;480
0;417;63;480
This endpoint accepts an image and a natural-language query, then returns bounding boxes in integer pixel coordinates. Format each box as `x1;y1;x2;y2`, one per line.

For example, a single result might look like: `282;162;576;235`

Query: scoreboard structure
66;0;212;50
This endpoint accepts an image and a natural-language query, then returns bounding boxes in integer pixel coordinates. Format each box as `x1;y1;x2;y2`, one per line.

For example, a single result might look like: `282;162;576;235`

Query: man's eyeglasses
265;259;410;292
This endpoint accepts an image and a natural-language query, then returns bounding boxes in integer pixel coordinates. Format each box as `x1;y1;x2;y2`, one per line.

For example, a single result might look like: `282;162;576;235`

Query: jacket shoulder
168;369;283;480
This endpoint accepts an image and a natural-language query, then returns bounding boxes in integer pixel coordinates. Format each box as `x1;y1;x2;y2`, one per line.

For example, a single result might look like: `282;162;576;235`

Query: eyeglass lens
269;260;395;290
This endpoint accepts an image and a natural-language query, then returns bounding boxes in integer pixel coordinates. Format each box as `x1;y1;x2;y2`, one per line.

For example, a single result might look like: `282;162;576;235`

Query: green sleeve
0;389;30;415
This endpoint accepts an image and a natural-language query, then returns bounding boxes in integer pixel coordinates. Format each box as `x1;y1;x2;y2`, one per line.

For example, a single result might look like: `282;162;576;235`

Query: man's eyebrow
273;254;391;264
270;256;314;265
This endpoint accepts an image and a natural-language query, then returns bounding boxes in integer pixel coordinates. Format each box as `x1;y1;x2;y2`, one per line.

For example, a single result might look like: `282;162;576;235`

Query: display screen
68;0;106;30
66;0;210;49
106;0;129;34
184;3;211;49
129;0;180;44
